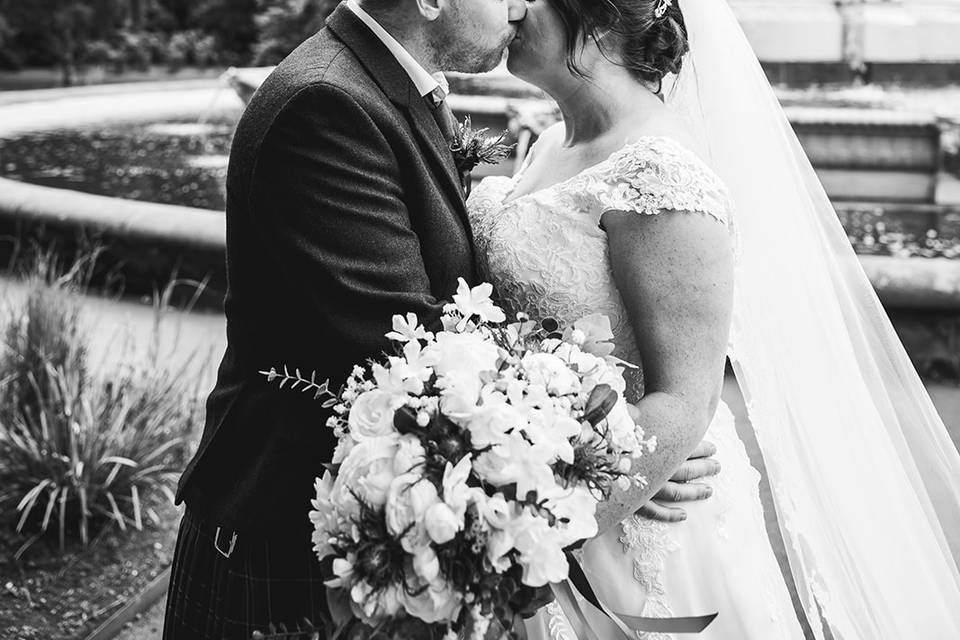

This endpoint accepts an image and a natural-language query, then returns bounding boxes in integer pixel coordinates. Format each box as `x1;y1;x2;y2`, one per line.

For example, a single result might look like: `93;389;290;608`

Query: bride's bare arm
594;207;734;533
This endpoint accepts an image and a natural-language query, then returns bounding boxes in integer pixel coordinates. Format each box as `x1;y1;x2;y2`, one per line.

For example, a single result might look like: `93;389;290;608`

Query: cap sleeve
592;137;733;227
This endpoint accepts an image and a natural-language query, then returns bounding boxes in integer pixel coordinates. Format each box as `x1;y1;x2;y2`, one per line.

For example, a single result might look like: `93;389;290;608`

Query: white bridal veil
666;0;960;637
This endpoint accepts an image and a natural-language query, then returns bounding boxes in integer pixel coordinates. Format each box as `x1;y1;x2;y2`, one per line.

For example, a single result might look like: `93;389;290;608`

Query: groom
164;0;720;637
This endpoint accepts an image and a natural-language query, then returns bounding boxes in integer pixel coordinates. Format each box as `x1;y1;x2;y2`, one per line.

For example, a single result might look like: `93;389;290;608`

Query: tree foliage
0;0;338;81
252;0;338;65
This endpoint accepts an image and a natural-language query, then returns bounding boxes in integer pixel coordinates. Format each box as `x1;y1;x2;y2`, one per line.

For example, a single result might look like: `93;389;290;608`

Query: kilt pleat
162;506;329;639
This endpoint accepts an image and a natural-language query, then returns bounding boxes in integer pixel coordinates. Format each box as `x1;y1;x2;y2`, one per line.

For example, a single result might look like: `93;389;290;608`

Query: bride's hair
551;0;689;87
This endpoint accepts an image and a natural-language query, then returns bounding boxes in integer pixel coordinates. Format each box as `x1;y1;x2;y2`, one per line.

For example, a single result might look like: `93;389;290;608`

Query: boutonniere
450;116;515;174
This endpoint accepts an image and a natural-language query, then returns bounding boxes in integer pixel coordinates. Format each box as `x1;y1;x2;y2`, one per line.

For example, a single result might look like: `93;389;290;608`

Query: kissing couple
163;0;960;638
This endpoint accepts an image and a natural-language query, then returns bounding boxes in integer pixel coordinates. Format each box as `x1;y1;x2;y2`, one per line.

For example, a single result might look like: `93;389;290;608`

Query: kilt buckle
214;526;238;559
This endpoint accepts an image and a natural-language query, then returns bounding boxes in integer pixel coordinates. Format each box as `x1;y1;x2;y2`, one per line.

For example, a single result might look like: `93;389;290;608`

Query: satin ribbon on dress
551;551;718;638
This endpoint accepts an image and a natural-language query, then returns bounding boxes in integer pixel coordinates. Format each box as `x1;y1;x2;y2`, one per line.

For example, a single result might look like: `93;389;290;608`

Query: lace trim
619;516;680;640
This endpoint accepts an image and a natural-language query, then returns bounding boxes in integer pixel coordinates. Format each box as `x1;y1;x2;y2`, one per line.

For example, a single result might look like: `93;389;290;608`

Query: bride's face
507;0;606;93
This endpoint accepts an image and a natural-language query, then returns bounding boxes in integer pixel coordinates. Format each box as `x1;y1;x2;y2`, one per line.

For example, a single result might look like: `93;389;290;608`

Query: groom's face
432;0;526;73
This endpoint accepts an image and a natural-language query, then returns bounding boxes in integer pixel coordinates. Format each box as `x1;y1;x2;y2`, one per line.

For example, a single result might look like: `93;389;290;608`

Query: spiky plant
0;253;205;559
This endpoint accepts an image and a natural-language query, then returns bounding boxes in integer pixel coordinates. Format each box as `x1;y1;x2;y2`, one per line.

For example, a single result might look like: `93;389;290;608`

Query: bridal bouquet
262;279;654;640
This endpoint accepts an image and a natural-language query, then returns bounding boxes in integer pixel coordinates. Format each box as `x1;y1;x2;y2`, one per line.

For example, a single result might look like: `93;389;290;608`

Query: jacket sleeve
248;82;448;356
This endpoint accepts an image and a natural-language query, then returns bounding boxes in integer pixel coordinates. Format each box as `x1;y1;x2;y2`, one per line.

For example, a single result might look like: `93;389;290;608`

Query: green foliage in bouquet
0;252;205;559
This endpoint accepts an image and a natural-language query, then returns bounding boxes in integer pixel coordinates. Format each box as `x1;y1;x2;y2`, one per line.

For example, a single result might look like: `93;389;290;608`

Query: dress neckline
500;134;689;207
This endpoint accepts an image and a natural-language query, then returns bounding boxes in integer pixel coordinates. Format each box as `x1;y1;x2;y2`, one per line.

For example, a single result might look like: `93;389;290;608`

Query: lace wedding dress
467;128;806;639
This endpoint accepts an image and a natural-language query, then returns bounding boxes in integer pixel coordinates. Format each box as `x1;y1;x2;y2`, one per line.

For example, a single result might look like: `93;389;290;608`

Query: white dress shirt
346;0;449;98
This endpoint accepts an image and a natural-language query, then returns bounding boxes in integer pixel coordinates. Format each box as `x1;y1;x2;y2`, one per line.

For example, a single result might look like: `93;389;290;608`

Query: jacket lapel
325;5;473;246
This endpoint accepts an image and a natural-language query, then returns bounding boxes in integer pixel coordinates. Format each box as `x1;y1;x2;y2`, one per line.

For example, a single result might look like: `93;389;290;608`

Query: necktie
425;86;470;197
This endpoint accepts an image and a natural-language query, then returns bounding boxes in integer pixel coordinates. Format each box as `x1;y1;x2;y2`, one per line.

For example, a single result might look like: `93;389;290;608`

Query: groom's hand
638;440;720;523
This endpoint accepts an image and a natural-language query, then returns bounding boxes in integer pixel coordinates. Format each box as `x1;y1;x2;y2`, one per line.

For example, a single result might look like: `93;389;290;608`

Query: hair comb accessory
654;0;673;18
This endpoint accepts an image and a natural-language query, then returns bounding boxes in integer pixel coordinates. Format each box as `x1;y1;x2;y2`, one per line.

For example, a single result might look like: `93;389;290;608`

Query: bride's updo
552;0;689;86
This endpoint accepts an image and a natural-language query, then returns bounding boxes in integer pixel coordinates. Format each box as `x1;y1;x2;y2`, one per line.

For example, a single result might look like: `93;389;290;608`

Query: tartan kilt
162;506;330;640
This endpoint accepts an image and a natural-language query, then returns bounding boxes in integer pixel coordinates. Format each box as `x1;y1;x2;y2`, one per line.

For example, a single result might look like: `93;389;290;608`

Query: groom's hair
552;0;689;86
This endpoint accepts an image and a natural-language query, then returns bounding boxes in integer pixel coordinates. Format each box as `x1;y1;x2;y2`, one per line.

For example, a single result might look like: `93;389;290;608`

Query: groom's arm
250;83;449;355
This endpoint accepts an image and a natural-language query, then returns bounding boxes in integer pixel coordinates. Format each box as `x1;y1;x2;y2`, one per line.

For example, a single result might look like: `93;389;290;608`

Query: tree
0;11;17;69
195;0;258;66
0;0;128;84
253;0;337;65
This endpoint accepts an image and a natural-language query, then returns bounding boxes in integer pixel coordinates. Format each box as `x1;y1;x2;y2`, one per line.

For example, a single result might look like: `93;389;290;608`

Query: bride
467;0;960;637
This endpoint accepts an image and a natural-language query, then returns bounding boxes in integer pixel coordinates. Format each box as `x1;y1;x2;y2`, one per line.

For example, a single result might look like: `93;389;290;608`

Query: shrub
0;255;205;559
166;29;219;71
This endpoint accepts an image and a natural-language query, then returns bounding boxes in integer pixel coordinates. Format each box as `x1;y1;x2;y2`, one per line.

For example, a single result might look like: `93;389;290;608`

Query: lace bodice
468;130;735;396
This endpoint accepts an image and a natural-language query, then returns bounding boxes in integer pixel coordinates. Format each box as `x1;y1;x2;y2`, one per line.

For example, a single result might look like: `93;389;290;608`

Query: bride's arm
594;207;735;533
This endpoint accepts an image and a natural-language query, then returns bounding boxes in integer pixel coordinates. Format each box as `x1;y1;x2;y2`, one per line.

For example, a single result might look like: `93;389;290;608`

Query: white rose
384;472;439;546
334;435;400;509
424;502;461;544
348;390;397;441
522;352;582;396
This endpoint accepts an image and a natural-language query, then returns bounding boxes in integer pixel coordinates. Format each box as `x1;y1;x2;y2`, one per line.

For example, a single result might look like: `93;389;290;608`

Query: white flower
540;484;599;545
425;502;461;544
332;436;355;464
523;410;578;464
440;454;474;519
327;553;355;588
386;340;440;398
386;312;434;343
334;435;400;509
348;390;397;441
523;352;582;396
399;577;462;623
604;399;642;452
393;434;427;474
308;473;339;560
371;363;420;405
351;580;402;625
511;511;570;586
570;314;616;357
473;432;558;496
486;528;516;573
412;546;441;583
462;403;523;448
452;278;506;329
384;472;439;550
428;332;501;414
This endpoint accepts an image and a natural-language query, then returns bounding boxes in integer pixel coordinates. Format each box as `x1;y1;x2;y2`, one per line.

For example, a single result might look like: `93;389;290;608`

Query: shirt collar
346;0;447;98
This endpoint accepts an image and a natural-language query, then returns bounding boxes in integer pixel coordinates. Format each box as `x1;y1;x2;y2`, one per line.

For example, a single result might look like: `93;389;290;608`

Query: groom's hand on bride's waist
639;440;721;523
